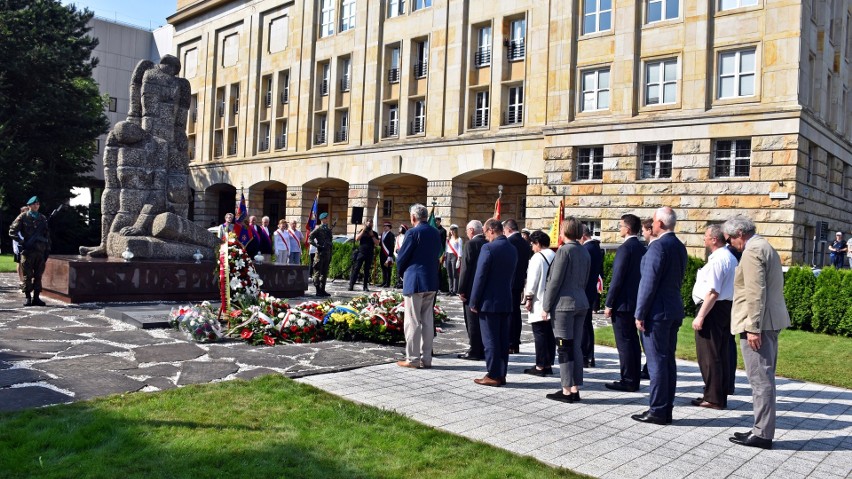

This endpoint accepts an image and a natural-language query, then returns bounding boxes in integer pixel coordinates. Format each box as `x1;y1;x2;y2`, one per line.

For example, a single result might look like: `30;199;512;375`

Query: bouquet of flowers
277;309;323;344
168;301;223;343
229;303;323;346
322;305;360;341
356;303;404;344
291;300;330;321
221;236;263;307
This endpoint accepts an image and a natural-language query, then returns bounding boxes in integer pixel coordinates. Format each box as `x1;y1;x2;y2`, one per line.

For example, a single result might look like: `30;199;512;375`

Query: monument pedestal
41;256;308;304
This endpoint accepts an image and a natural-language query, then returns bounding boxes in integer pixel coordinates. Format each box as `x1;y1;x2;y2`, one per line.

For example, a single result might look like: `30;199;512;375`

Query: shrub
836;270;852;337
329;242;355;279
783;266;816;330
811;267;849;335
600;251;615;302
681;256;706;317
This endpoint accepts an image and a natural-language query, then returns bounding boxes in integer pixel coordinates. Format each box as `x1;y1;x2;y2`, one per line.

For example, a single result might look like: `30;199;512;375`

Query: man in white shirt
691;224;737;410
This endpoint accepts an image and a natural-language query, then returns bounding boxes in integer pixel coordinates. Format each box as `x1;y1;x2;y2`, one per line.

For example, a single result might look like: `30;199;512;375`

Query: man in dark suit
604;214;645;392
379;222;395;287
581;225;603;367
395;204;442;369
632;207;687;425
348;219;379;291
435;217;448;293
469;218;518;386
458;220;487;360
254;216;274;260
504;219;531;353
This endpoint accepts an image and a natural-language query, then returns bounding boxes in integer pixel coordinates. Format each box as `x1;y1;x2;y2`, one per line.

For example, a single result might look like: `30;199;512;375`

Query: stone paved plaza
0;272;850;478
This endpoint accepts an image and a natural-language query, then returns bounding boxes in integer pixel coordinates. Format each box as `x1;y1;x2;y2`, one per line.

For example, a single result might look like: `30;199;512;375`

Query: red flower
240;329;252;340
281;332;288;339
230;309;242;318
263;335;275;346
294;337;303;343
290;325;298;332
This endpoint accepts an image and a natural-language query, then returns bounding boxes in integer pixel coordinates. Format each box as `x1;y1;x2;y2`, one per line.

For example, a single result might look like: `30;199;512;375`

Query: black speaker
351;206;364;224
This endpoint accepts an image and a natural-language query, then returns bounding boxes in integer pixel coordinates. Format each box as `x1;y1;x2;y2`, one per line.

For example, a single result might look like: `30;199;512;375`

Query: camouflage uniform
309;223;333;296
9;211;51;305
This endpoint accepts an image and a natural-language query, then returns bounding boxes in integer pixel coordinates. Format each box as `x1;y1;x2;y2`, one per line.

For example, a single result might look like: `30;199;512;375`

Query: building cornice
168;0;234;26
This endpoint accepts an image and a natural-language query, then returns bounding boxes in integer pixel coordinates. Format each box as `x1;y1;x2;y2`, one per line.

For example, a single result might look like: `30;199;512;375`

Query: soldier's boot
24;292;32;307
31;292;46;307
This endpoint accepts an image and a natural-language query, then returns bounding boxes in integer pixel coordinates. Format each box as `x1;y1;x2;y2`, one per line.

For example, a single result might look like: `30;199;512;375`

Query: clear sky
62;0;178;30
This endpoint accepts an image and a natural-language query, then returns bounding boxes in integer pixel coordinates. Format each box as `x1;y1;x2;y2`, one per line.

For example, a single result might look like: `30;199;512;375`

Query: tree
0;0;109;247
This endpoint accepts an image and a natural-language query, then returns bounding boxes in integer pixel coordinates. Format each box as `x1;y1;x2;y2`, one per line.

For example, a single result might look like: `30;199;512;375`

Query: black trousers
462;302;484;357
510;287;523;348
612;311;642;388
380;257;392;286
349;251;373;288
581;305;596;361
531;321;556;367
728;334;737;394
695;300;732;407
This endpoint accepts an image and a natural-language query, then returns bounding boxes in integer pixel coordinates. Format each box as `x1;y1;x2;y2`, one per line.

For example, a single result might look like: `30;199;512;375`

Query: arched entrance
247;180;287;226
299;177;349;234
369;173;428;229
453;169;528;226
203;183;238;227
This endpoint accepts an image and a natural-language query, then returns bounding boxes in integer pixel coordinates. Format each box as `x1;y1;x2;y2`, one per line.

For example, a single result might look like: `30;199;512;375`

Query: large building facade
169;0;852;264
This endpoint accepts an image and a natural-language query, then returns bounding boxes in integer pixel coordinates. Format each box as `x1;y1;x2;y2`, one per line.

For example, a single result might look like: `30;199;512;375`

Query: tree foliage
782;265;816;330
810;267;848;335
0;0;109;239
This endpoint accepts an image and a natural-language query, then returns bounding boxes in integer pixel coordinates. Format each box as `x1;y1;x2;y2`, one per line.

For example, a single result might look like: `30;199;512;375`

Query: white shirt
273;228;289;252
692;246;737;304
524;249;556;322
847;238;852;258
445;237;463;257
286;228;303;251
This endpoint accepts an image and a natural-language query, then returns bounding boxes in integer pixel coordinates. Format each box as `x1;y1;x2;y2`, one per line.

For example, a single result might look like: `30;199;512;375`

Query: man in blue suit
395;204;442;369
469;218;518;386
604;214;645;392
632;207;687;424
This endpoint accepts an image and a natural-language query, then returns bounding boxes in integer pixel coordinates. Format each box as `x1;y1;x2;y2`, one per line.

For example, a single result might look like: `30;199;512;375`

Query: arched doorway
300;177;349;234
369;173;428;229
203;183;238;228
454;169;528;225
247;180;287;227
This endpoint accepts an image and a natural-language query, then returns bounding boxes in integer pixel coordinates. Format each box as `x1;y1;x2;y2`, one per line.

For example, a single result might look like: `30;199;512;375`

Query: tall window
583;0;612;35
647;0;678;23
640;144;672;179
580;67;610;112
276;120;288;149
382;199;393;217
645;59;677;105
336;110;349;142
807;145;817;184
475;26;492;67
320;0;335;37
321;63;330;96
280;71;290;104
388;46;401;83
340;58;351;91
385;104;399;137
576;147;604;181
473;91;489;128
414;40;429;78
508;18;526;61
260;124;270;151
714;139;751;178
388;0;404;17
718;49;755;99
411;99;426;134
581;220;602;238
720;0;757;10
413;0;431;11
340;0;356;31
506;85;523;125
315;115;327;144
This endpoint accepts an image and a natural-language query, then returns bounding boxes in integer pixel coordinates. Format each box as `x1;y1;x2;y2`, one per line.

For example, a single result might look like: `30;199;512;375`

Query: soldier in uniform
309;212;333;297
9;196;51;306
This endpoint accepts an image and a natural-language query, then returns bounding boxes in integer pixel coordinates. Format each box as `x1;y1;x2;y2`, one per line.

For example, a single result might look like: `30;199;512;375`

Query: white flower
229;277;242;290
297;318;305;327
277;312;285;319
201;300;210;307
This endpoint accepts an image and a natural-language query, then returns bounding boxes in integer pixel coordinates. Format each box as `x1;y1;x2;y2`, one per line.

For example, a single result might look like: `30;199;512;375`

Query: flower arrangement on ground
168;301;223;342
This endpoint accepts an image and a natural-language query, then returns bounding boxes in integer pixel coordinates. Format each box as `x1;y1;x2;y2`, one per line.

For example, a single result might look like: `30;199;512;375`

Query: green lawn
0;375;586;479
0;254;15;273
596;320;852;389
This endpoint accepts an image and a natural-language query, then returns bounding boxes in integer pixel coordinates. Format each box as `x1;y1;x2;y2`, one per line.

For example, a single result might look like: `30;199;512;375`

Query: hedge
783;266;816;331
781;266;852;337
324;243;450;291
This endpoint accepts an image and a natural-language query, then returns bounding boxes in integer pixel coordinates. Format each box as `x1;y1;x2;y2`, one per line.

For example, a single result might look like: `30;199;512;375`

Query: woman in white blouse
444;224;463;295
523;230;557;376
394;224;407;288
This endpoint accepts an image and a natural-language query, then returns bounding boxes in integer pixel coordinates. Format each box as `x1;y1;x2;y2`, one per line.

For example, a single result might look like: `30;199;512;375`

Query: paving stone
56;342;128;357
0;361;10;369
10;314;71;329
93;330;171;346
74;317;114;328
35;355;137;376
210;348;298;370
235;368;281;380
125;364;180;378
0;368;49;387
2;327;87;342
311;348;388;368
50;370;145;400
0;386;73;412
0;339;69;353
143;376;177;391
62;326;112;334
177;361;239;385
133;343;206;363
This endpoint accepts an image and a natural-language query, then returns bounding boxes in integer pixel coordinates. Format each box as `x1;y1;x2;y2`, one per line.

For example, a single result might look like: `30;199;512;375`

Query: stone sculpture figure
80;55;218;259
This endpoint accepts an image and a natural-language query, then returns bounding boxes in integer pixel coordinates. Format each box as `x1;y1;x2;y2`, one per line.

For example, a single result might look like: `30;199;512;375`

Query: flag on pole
548;200;564;247
304;191;319;244
494;197;501;220
427;205;436;228
372;197;379;227
233;192;255;246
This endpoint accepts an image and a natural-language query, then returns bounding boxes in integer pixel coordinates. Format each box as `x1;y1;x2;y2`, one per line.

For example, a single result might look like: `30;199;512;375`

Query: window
719;0;757;10
108;96;117;112
714;139;751;177
388;46;400;83
472;91;489;128
276;120;288;149
388;0;404;18
321;63;330;96
341;0;356;31
507;18;526;61
280;71;290;104
384;104;399;137
320;0;335;38
718;49;755;99
414;40;428;78
475;26;492;67
269;16;288;52
505;85;523;125
382;199;393;217
413;0;431;11
580;67;610;112
259;124;270;151
583;0;612;35
336;110;349;142
264;77;273;107
315;115;327;144
340;58;351;91
581;220;602;238
640;144;672;179
645;59;677;105
647;0;678;23
183;48;198;78
410;99;426;134
214;131;224;157
576;147;604;180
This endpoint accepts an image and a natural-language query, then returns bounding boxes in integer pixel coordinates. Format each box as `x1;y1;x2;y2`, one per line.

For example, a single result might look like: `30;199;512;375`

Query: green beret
27;196;39;205
319;212;328;219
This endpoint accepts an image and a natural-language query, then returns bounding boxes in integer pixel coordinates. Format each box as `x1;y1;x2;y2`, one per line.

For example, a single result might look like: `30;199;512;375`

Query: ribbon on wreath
219;241;230;314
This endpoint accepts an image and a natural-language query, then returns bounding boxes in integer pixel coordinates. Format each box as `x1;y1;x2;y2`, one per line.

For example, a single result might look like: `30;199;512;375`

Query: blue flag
305;193;319;244
234;193;254;246
236;193;248;223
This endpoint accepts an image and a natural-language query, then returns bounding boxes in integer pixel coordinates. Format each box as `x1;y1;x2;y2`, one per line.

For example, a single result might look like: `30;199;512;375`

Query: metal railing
409;118;425;134
507;40;525;61
217;102;225;117
232;98;239;114
276;135;287;149
387;68;400;83
335;128;348;142
340;77;351;91
413;62;428;78
503;108;522;125
315;132;327;145
259;139;269;151
214;144;223;157
228;143;237;155
474;48;491;67
470;111;489;128
280;90;289;104
320;79;329;96
265;91;272;107
383;123;399;138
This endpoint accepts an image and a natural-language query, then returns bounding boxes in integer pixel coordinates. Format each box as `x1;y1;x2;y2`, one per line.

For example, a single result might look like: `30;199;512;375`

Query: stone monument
79;55;218;259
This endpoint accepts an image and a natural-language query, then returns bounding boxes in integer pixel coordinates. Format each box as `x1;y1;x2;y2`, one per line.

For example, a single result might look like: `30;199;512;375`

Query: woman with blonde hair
444;224;463;295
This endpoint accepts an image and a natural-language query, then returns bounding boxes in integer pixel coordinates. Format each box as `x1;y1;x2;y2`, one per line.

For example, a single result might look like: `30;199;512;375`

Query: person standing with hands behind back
9;196;51;307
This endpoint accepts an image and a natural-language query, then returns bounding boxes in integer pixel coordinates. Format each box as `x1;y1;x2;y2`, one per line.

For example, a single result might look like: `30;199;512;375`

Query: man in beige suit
724;216;790;450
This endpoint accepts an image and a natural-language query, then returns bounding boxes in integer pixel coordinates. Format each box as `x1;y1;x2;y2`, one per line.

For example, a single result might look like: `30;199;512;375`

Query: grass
595;320;852;389
0;254;16;273
0;375;586;479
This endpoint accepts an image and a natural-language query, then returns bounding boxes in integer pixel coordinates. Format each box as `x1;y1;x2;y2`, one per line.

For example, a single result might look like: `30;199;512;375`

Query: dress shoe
631;411;668;425
31;298;46;307
396;360;420;369
23;299;32;307
457;352;484;360
347;285;354;291
730;434;772;450
543;367;554;375
545;390;575;403
640;365;650;380
363;286;370;292
473;376;503;387
732;431;751;440
605;381;639;392
318;291;331;297
523;367;547;377
690;397;704;407
571;391;581;402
